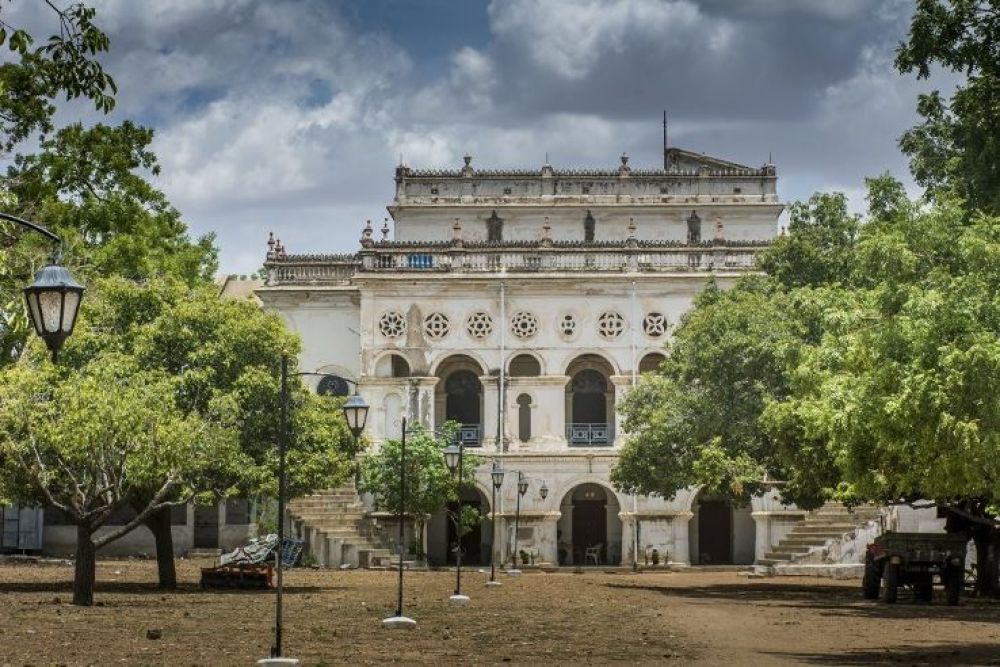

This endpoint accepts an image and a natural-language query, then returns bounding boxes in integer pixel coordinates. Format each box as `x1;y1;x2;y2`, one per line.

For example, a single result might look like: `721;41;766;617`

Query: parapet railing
263;240;767;285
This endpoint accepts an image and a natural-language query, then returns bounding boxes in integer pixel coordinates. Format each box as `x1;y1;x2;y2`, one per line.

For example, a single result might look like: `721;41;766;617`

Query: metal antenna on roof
663;110;668;169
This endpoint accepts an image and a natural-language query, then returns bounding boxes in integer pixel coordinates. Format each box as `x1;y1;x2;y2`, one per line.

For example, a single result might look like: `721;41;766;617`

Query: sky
6;0;964;274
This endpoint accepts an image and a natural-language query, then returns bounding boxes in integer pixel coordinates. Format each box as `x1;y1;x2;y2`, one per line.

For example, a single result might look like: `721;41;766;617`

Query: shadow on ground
0;581;343;595
767;642;1000;665
607;581;1000;621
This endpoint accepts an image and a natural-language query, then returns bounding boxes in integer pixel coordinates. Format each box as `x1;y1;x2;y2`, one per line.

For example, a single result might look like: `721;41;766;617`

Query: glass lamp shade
341;392;370;439
517;473;528;496
23;262;84;361
539;483;548;500
490;461;505;489
443;442;461;473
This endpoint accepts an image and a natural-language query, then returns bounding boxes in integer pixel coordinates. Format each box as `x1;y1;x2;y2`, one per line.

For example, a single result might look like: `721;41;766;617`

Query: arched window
638;353;666;374
517;394;532;442
509;354;541;377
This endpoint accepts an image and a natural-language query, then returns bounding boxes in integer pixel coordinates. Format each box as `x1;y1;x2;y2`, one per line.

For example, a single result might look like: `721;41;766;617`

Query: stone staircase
287;481;388;568
758;502;884;571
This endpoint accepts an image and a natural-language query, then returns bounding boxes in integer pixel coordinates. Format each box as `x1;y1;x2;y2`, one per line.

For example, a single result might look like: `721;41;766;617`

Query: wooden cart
862;531;967;605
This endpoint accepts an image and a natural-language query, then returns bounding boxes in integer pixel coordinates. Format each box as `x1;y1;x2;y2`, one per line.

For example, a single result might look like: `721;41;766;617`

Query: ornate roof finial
462;154;473;177
541;216;552;246
267;232;276;259
619;152;631;176
621;152;629;167
627;217;637;244
360;219;374;248
381;218;390;241
463;154;471;167
274;237;286;259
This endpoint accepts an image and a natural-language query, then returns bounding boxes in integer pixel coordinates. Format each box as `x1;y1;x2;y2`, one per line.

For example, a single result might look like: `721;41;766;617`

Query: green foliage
0;353;240;537
58;276;355;500
756;192;860;289
358;423;482;519
0;121;218;363
612;276;833;506
0;2;116;151
896;1;1000;213
762;202;1000;507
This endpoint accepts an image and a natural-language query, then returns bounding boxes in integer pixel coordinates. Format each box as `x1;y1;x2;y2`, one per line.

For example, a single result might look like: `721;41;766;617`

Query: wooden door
698;499;732;564
572;500;607;564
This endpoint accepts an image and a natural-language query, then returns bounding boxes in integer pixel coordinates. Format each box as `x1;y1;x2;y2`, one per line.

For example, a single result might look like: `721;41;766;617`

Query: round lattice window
379;311;407;339
423;312;450;340
466;311;493;339
559;313;577;338
597;311;626;340
643;312;667;338
510;311;539;339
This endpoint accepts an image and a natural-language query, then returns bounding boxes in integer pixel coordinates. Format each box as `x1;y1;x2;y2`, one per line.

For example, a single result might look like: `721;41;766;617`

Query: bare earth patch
1;560;999;665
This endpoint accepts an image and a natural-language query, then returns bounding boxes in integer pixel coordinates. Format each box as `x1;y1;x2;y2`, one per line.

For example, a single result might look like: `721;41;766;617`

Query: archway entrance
689;494;756;565
697;498;732;565
557;483;622;566
426;486;491;567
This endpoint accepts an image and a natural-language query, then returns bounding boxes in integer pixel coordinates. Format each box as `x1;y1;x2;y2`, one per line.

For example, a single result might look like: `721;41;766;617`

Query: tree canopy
897;0;1000;214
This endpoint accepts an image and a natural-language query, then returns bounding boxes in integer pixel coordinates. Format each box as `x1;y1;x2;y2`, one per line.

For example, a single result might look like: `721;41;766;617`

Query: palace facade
258;148;808;568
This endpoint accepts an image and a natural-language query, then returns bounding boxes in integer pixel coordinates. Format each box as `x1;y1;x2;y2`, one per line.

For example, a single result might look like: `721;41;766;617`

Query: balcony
566;423;612;447
458;424;482;447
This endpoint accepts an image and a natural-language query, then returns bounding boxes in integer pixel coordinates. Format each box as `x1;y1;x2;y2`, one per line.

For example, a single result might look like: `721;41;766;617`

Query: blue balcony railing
458;424;482;447
566;423;612;446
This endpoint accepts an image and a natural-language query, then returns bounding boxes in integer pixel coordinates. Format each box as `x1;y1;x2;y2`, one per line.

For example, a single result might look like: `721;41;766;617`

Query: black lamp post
270;355;370;660
488;460;505;587
1;212;84;361
384;416;417;628
510;472;528;573
443;438;469;604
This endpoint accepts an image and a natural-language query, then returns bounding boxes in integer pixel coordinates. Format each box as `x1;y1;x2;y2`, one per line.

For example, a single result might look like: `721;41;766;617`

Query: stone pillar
751;513;770;562
480;374;500;450
410;377;437;430
672;511;693;565
609;375;634;446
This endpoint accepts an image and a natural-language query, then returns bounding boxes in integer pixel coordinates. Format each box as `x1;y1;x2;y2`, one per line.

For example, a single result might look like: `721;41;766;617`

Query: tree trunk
144;506;177;589
73;523;97;606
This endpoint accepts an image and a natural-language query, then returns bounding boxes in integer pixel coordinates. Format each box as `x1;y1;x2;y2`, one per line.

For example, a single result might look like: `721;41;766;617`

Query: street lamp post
265;355;369;664
443;438;469;604
384;416;418;629
487;460;505;587
509;472;528;575
1;212;85;361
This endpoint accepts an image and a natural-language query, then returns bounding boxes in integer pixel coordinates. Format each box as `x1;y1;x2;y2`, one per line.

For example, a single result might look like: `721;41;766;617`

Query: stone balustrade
265;241;765;285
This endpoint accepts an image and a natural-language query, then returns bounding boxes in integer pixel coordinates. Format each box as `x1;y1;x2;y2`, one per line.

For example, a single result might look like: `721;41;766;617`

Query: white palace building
258;148;821;569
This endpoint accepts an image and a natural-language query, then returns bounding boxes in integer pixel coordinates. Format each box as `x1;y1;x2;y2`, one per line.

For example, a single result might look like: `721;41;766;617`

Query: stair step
763;552;794;561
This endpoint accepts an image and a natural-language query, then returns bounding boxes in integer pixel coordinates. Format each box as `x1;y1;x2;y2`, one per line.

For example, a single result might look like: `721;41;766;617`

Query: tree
50;276;355;589
0;1;116;152
896;0;1000;214
762;200;1000;594
0;121;218;363
0;354;242;605
358;424;481;559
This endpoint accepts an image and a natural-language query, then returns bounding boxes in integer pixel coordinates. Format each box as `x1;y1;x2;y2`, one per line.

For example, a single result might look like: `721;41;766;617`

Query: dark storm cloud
0;0;962;272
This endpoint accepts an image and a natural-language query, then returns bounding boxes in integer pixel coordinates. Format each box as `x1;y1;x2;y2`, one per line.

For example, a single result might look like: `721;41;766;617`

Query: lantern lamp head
23;262;84;362
490;460;505;490
443;441;462;473
517;473;528;496
539;483;548;500
341;391;370;440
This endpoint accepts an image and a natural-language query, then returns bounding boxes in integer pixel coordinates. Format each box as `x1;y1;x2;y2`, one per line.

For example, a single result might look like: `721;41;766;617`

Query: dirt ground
1;560;999;666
